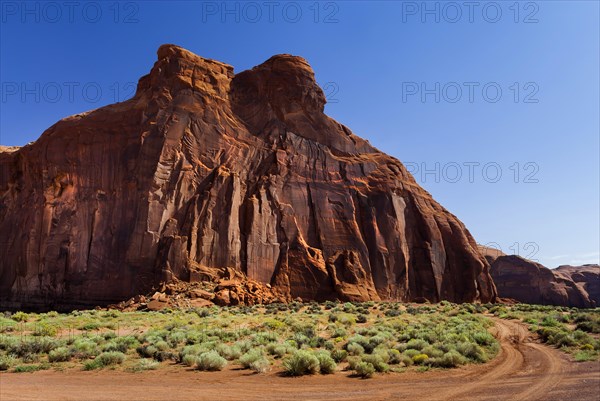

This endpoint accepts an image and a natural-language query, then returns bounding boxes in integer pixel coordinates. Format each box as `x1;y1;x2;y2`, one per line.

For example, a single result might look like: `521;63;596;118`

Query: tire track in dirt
445;318;564;401
515;341;563;401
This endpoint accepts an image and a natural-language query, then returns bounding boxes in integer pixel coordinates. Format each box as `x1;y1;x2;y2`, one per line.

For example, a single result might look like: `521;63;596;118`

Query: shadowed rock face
0;45;496;309
486;250;599;308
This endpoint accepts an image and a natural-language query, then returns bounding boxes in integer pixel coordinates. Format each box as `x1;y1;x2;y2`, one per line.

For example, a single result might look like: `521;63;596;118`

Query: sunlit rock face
0;45;496;309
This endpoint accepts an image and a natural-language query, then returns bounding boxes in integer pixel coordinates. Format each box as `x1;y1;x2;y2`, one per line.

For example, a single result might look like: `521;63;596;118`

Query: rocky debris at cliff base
109;278;290;311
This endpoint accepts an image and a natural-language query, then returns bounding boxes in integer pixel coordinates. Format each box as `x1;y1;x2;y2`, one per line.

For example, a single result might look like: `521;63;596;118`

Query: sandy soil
1;319;598;401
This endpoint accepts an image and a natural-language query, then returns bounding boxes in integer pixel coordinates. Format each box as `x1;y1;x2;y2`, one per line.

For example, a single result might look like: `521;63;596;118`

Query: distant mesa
480;245;599;308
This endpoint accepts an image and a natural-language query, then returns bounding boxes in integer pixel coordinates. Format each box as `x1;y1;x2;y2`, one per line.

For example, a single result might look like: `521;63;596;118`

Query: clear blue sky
1;1;598;267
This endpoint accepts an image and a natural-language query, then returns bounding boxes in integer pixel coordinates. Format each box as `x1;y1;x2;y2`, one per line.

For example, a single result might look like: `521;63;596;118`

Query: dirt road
1;319;598;401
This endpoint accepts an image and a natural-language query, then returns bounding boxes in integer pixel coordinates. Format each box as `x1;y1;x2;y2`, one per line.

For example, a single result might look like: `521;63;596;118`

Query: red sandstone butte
0;45;496;309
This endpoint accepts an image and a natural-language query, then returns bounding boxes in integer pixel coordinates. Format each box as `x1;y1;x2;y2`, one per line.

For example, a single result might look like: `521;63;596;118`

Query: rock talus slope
0;45;496;309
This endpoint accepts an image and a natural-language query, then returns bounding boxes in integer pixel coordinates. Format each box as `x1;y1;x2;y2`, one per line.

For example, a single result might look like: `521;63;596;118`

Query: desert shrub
114;336;139;353
354;361;375;378
103;332;117;341
356;314;368;324
132;359;159;371
291;333;310;348
80;322;101;331
314;351;337;374
154;350;177;362
167;330;187;347
437;351;467;368
472;332;495;346
399;354;413;367
137;345;158;359
308;336;326;348
72;338;99;359
185;330;208;345
33;323;58;337
372;347;391;363
347;342;364;356
249;356;270;373
48;347;71;362
361;354;389;372
153;340;170;351
573;330;593;344
215;343;242;361
13;363;48;373
412;353;429;364
580;341;594;350
262;318;285;330
252;331;278;346
456;343;487;362
179;343;215;360
182;354;200;367
347;334;372;350
541;316;560;327
97;351;125;366
266;343;293;358
331;349;348;363
536;326;577;348
282;350;320;376
338;314;356;326
331;327;347;339
11;312;29;322
384;309;402;317
386;349;402;365
346;356;360;370
83;360;101;370
235;340;253;353
572;314;600;333
0;355;15;370
240;348;265;369
101;341;120;353
9;337;61;359
422;345;444;359
574;351;597;362
406;339;428;351
403;349;420;358
196;351;227;371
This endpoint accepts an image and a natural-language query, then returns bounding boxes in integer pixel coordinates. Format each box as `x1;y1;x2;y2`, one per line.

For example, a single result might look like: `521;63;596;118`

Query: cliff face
487;251;598;308
0;45;496;309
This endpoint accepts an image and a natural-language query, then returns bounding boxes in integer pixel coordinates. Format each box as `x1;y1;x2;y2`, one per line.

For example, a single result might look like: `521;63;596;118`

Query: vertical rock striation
0;45;496;309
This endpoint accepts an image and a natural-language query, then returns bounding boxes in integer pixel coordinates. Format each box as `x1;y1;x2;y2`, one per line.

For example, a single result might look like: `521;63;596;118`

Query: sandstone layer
0;45;496;310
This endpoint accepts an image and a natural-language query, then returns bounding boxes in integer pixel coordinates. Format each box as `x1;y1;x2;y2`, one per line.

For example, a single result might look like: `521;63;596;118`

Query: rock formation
554;265;600;306
482;246;599;307
0;45;496;310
